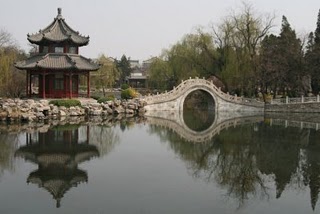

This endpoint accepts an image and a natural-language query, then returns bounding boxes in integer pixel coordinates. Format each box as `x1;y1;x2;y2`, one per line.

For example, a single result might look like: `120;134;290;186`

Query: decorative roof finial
58;8;62;16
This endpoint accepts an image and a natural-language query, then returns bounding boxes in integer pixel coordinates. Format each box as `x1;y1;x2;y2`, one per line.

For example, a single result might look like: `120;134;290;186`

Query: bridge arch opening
182;89;216;131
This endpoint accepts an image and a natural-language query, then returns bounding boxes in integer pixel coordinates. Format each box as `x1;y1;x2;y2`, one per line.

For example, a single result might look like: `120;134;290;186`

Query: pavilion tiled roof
15;142;100;165
27;8;89;46
15;53;100;71
27;167;88;208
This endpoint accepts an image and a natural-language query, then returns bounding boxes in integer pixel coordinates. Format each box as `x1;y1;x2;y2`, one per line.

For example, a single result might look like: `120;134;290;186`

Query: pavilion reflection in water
15;124;99;208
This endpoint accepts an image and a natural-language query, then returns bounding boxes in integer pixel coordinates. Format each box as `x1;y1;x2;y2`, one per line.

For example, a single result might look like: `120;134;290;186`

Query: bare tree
210;2;275;96
0;29;15;48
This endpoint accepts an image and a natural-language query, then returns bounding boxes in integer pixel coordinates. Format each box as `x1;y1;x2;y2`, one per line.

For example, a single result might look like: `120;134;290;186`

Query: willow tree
93;54;119;97
148;56;173;90
0;29;26;97
148;31;219;91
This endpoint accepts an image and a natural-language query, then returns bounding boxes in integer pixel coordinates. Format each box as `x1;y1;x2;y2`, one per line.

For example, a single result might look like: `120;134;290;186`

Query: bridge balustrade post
286;96;289;104
301;95;304;103
317;95;319;102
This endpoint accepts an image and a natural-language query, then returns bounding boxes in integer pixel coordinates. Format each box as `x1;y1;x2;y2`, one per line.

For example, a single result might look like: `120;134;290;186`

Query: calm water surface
0;111;320;214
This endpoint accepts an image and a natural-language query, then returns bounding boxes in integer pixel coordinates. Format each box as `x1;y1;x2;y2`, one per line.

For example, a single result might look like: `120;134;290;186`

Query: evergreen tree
278;16;304;96
314;9;320;44
305;9;320;94
116;55;132;85
259;34;282;99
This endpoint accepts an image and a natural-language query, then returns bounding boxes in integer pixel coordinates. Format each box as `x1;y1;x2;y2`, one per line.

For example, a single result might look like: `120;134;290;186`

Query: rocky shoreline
0;98;146;122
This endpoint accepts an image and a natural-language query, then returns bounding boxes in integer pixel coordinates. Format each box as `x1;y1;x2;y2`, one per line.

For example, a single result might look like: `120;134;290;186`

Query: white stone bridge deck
142;77;264;113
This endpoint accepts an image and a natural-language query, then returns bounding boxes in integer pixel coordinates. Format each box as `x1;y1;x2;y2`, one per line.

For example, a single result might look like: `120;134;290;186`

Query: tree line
148;3;320;100
1;2;320;99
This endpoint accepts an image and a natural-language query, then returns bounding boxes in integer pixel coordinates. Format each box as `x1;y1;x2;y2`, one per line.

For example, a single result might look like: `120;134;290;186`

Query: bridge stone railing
271;95;320;104
269;118;320;130
143;77;264;108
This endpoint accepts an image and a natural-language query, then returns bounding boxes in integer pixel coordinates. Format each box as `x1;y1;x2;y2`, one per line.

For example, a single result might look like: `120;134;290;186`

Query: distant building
142;57;157;69
129;60;140;69
15;8;99;98
127;57;156;88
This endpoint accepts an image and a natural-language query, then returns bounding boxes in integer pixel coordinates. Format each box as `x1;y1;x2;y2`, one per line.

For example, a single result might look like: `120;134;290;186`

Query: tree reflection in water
0;130;20;179
148;118;320;210
1;115;320;210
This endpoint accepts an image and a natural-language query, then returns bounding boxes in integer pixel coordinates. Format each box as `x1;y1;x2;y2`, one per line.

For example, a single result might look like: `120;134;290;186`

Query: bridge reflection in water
145;109;264;143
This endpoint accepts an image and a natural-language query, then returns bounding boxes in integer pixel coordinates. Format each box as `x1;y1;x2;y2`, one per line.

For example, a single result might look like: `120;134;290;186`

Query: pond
0;111;320;214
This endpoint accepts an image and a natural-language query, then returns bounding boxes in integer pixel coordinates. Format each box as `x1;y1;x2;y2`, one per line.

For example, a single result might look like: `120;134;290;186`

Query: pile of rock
84;99;146;116
0;98;146;122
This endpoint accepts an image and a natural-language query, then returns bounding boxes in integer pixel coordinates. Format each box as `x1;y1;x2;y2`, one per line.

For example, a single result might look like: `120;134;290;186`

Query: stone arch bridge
142;77;264;113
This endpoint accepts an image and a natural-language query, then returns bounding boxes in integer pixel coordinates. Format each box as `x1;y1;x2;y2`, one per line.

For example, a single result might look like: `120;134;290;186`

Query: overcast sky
0;0;319;60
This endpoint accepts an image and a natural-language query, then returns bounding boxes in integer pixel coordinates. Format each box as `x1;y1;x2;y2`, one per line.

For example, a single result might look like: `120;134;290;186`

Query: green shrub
90;95;100;100
121;84;130;90
49;99;81;107
121;88;137;99
97;95;115;103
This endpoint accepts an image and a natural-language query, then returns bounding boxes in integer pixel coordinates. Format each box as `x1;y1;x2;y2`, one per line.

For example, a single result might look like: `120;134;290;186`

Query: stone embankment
265;103;320;113
0;98;146;122
0;115;147;135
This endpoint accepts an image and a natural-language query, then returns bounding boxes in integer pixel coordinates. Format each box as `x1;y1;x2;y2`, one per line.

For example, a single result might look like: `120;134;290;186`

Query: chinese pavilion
15;8;99;98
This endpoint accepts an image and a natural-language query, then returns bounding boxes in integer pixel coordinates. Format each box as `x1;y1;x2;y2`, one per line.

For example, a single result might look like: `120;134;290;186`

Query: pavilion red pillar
87;72;90;98
42;71;46;99
64;73;67;97
29;74;32;96
26;71;29;97
69;72;72;99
